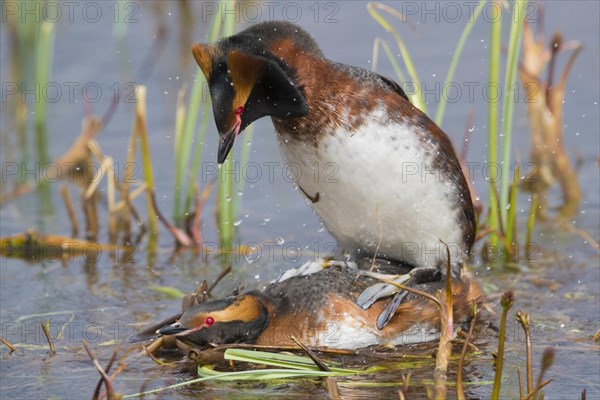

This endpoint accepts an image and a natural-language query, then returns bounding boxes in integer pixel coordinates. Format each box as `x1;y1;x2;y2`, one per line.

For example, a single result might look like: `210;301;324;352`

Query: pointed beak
217;114;243;165
156;322;188;336
218;129;236;164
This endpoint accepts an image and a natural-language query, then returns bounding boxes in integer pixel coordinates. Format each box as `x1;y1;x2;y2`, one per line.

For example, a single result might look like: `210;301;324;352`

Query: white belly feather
277;109;464;269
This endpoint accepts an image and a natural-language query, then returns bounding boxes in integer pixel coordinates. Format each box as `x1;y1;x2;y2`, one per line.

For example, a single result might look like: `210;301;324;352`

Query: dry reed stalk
519;22;582;217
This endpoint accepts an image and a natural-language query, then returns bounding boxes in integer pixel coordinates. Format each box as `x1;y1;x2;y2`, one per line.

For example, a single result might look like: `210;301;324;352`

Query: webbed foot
356;261;456;330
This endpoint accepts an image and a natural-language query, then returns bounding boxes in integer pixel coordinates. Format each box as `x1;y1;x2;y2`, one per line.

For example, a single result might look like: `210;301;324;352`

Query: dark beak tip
156;326;185;336
217;152;227;165
217;129;238;164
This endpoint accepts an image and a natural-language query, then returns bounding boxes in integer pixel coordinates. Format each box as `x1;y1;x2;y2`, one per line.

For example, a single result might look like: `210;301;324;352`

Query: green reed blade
367;2;426;113
184;101;210;215
183;10;226;216
525;193;538;247
505;162;520;256
35;20;55;214
217;4;238;252
487;0;502;245
435;0;486;126
173;77;203;222
499;0;528;228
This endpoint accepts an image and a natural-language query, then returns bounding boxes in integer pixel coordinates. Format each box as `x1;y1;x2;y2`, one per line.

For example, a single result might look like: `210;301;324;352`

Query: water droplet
233;220;242;227
275;237;285;245
264;217;271;223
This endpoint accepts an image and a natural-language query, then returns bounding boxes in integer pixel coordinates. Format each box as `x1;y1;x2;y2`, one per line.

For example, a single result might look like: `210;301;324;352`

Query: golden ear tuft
213;295;263;322
227;50;268;109
227;50;267;86
192;43;217;81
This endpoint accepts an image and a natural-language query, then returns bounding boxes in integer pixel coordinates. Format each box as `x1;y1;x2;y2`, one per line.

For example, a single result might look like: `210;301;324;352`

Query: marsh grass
170;1;249;254
369;0;532;264
2;3;585;399
124;348;361;398
487;0;502;246
215;8;239;254
490;296;556;400
368;2;426;112
35;21;56;215
1;12;56;215
132;86;158;235
499;0;528;229
491;291;514;399
518;24;583;218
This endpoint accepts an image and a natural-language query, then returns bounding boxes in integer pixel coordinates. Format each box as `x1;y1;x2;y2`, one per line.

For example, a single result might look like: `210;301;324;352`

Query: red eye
204;316;215;326
235;106;244;115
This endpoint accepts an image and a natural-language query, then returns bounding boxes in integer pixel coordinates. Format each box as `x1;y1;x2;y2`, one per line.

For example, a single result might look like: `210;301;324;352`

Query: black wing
330;62;411;103
377;74;410;103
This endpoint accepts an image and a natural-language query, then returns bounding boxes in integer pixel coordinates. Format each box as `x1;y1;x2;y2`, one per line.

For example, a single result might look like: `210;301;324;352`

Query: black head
156;294;269;347
192;22;317;163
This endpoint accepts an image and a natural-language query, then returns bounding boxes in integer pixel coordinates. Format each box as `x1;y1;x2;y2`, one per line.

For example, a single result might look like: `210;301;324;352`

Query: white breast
306;309;442;349
276;107;465;269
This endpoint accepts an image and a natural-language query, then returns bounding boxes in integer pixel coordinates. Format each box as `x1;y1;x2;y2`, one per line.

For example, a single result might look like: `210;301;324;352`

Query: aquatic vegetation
518;23;582;217
0;1;596;400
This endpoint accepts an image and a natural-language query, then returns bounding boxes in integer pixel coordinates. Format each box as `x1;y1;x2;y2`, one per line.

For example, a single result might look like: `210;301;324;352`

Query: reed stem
487;0;502;246
492;291;514;400
367;2;426;112
217;6;238;252
435;0;486;126
499;0;528;227
134;86;158;233
35;21;55;214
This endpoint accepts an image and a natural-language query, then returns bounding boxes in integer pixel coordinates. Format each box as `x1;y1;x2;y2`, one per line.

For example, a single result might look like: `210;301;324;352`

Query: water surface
1;1;599;398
